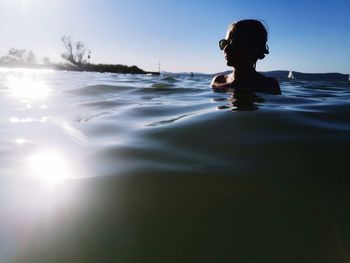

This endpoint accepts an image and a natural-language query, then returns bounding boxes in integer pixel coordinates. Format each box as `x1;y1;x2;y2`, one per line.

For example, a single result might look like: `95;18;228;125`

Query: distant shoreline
214;70;349;82
1;64;347;81
0;63;160;75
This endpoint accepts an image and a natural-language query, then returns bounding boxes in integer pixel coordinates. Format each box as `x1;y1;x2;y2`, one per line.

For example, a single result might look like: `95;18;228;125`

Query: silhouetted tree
42;57;51;65
8;48;26;62
61;35;91;66
0;48;36;64
26;50;37;64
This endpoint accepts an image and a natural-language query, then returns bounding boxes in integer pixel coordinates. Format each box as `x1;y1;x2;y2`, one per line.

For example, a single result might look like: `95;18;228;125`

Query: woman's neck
233;67;257;82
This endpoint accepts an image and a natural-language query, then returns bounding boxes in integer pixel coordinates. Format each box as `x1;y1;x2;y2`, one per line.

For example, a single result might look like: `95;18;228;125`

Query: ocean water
1;68;350;262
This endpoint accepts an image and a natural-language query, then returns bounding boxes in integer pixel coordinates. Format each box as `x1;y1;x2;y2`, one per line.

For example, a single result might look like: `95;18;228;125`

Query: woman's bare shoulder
259;75;281;95
266;77;281;94
211;74;227;84
211;73;233;91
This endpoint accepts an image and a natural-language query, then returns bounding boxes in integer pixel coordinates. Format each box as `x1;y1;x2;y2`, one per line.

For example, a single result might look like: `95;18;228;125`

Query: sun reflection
9;116;48;123
15;138;28;145
26;149;73;186
7;75;50;100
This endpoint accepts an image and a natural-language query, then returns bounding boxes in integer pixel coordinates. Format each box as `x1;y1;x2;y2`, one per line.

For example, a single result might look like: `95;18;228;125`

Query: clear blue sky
0;0;349;73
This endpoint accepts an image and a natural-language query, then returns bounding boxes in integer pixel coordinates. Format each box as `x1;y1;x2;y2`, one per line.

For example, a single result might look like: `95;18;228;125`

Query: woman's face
223;26;257;68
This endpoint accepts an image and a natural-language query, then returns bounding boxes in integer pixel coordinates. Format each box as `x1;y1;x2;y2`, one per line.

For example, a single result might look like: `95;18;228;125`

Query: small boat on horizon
288;70;295;80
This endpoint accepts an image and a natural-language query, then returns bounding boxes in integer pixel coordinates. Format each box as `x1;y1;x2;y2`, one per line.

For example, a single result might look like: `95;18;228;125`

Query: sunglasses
219;39;233;50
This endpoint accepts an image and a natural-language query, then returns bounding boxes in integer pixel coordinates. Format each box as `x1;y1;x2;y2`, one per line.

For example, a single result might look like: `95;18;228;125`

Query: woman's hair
229;19;269;60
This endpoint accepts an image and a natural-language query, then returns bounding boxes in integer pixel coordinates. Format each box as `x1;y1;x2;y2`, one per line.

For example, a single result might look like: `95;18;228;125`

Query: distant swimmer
190;72;194;77
211;19;281;95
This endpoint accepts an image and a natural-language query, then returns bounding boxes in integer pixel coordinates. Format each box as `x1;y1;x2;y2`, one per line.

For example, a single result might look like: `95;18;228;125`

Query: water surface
1;68;350;262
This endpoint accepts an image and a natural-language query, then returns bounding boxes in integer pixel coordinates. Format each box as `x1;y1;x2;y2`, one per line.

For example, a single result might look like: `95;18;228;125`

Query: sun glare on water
26;149;73;186
8;76;50;100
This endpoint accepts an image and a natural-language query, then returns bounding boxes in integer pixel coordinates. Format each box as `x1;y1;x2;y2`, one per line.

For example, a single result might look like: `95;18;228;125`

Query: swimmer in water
211;19;281;95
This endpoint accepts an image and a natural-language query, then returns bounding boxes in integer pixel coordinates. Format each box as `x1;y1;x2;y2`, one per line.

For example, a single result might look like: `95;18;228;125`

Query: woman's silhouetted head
220;19;269;68
211;19;281;94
